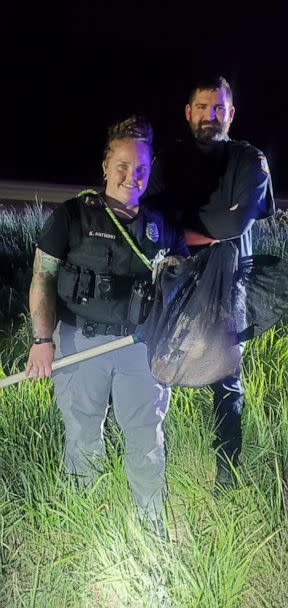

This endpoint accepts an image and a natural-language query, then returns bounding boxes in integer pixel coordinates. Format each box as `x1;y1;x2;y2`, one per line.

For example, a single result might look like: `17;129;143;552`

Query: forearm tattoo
32;248;61;278
30;248;61;336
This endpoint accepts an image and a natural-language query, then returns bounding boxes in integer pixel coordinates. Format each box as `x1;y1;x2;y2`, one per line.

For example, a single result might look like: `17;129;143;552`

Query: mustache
200;120;220;128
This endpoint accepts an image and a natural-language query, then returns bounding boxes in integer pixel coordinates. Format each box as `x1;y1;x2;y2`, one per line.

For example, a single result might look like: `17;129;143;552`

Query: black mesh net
136;242;288;387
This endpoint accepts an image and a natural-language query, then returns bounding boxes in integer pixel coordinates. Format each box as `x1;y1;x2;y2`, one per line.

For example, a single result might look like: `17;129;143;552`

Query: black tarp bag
137;242;288;387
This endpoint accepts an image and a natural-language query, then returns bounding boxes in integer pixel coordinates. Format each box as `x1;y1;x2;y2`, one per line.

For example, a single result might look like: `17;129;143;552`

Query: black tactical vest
57;195;164;325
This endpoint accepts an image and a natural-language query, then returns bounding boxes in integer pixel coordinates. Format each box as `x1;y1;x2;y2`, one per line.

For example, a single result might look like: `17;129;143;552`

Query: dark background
1;4;287;195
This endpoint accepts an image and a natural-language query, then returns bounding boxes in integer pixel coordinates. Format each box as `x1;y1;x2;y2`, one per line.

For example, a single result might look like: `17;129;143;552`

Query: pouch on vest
94;274;116;301
128;280;154;325
77;269;93;304
58;264;80;301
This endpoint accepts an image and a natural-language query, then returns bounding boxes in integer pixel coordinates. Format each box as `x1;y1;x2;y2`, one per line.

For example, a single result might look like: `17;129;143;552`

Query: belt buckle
82;321;96;338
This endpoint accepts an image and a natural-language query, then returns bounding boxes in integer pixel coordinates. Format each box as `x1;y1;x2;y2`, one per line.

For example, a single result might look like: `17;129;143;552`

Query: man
145;76;275;484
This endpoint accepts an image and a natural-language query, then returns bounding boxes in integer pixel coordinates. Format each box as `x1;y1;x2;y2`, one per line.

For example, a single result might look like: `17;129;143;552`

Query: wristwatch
32;337;54;345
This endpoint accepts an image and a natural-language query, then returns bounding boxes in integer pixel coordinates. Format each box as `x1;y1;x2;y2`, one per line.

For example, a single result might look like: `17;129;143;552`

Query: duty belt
76;317;135;338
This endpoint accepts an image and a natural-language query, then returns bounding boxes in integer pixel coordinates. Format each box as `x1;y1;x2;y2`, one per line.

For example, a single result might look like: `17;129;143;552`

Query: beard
191;119;229;143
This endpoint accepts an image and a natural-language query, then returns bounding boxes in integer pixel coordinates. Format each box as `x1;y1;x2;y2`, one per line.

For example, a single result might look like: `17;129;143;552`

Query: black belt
76;318;134;338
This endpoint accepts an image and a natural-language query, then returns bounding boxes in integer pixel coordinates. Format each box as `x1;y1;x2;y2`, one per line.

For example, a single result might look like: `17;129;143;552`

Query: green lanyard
104;204;153;272
76;189;153;271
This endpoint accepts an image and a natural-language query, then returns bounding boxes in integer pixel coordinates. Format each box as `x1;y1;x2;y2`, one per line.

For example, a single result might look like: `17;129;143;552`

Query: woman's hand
25;343;55;379
25;248;60;380
152;255;186;284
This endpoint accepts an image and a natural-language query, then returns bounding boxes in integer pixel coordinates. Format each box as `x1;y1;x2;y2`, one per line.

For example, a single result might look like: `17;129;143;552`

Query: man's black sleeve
171;230;190;257
37;203;71;259
199;149;275;240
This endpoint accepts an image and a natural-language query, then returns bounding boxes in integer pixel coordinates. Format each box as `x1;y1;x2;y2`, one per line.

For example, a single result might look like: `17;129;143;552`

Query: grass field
0;205;287;607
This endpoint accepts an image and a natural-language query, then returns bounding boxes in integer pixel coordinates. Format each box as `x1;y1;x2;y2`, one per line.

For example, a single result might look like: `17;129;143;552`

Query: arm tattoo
29;248;61;336
32;248;61;278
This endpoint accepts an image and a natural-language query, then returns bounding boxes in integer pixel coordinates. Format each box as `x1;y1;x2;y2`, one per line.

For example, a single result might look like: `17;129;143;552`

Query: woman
25;115;188;526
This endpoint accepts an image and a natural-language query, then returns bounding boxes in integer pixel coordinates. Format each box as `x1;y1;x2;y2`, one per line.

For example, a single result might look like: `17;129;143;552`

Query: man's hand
25;343;55;379
184;230;219;246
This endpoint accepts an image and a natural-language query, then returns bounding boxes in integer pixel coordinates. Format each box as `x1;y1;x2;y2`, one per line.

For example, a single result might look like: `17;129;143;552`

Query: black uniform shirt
144;135;275;257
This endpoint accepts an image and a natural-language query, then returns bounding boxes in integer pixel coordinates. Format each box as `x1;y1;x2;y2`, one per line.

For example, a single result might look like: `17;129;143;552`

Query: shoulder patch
146;222;159;242
258;154;269;175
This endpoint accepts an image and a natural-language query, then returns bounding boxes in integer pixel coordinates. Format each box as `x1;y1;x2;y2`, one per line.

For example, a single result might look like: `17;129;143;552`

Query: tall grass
252;210;288;257
0;319;287;607
0;204;287;606
0;202;51;323
0;201;50;254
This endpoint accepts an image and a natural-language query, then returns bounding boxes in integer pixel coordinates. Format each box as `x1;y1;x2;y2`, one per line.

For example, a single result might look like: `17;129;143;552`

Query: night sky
1;5;287;195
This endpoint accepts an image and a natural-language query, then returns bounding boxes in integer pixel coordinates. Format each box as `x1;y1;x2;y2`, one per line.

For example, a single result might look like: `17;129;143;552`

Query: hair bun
107;114;153;146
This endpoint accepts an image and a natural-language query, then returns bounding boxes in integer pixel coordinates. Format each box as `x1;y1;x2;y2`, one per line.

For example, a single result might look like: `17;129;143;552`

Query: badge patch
258;155;269;175
146;222;159;242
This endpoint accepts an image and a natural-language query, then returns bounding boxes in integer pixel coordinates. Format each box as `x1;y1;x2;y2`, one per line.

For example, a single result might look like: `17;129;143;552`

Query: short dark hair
188;76;233;105
104;114;153;160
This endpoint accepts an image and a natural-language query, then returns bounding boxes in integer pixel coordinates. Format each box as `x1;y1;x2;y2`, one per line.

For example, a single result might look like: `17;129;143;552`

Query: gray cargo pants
53;322;171;520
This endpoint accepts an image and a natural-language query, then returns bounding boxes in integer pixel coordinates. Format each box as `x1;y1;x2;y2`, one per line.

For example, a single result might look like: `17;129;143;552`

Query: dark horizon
1;7;287;195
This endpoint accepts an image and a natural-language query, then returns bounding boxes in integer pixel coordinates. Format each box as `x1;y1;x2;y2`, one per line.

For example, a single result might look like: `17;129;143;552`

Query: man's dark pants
210;343;245;470
187;244;245;472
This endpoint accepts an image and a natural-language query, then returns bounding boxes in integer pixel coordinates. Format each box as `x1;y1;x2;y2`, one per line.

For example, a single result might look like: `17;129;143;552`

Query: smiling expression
185;88;235;142
103;138;151;207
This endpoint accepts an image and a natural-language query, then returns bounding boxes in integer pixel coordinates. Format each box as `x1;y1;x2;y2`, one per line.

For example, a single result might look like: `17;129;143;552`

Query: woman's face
103;138;151;207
